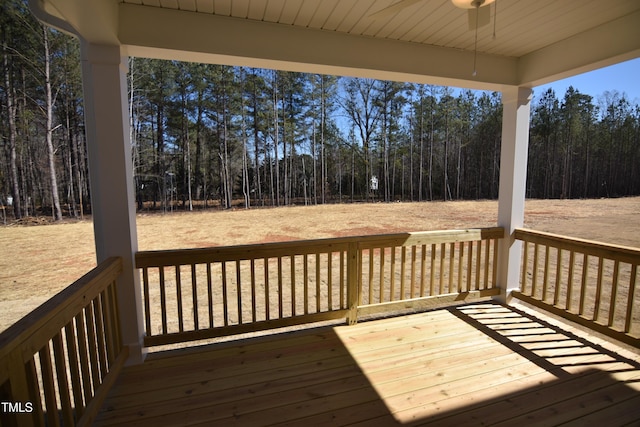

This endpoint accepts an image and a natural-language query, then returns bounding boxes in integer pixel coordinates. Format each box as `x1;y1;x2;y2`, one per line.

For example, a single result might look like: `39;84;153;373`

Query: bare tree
43;26;62;220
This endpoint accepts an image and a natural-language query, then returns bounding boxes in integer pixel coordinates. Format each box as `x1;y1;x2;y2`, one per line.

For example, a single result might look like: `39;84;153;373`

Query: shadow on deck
94;302;640;426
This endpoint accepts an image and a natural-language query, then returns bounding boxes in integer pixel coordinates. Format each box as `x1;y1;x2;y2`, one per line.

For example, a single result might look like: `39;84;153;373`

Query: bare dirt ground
1;197;639;332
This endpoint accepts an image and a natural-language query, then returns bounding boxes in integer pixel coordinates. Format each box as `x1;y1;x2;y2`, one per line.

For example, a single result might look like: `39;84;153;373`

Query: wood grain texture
95;302;640;426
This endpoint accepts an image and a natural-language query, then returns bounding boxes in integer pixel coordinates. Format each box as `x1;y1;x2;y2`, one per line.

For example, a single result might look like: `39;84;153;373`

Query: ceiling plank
194;0;213;14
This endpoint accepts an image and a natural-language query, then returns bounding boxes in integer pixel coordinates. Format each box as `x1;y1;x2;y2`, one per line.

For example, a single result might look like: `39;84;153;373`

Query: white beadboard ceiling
34;0;640;89
120;0;638;58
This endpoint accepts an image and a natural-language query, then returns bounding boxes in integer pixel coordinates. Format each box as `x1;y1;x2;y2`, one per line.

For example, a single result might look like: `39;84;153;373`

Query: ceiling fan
369;0;498;76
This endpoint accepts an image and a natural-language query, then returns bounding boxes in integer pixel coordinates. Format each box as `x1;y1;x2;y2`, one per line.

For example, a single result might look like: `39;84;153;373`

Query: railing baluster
192;264;199;330
475;240;482;291
159;267;167;334
290;256;296;317
39;343;60;427
64;321;84;417
52;333;74;426
448;242;454;293
521;240;529;293
624;264;637;333
251;259;257;323
175;265;184;332
207;263;214;328
542;245;550;302
594;256;604;322
328;253;333;310
26;357;45;426
85;302;101;388
553;248;563;306
458;241;465;292
237;260;243;324
111;282;122;355
492;238;499;287
100;290;115;364
439;243;445;294
75;313;92;402
390;247;396;302
579;254;589;316
264;258;270;320
532;243;540;298
466;241;474;292
5;350;35;426
222;262;229;326
278;257;284;318
94;295;108;381
420;244;427;297
430;244;436;296
142;267;151;336
347;242;359;324
315;253;321;312
368;249;374;305
400;246;407;300
303;254;309;314
608;260;620;327
379;248;385;303
410;246;417;299
566;250;576;311
483;239;490;289
340;251;345;309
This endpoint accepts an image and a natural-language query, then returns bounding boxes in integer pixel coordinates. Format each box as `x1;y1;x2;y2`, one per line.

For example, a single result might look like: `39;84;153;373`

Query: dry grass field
1;197;639;333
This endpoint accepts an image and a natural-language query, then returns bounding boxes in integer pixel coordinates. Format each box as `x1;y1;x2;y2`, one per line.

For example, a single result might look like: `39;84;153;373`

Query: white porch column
80;42;146;364
495;86;532;304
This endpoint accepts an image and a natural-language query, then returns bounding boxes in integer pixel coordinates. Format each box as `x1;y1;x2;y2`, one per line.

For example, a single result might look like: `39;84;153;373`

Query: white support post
495;86;532;304
80;42;146;364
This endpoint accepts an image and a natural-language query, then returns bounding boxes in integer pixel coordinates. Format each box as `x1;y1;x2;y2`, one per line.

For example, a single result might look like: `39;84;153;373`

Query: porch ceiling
32;0;640;91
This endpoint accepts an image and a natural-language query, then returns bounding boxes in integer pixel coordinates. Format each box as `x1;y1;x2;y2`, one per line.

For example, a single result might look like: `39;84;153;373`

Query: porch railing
0;257;126;427
136;227;504;347
513;228;640;348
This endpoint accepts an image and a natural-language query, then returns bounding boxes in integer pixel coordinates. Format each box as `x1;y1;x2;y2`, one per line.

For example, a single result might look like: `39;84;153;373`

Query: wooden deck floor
94;302;640;426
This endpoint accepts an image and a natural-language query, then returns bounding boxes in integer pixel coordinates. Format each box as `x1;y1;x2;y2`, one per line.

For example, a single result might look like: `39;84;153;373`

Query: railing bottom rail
144;310;348;347
357;289;501;318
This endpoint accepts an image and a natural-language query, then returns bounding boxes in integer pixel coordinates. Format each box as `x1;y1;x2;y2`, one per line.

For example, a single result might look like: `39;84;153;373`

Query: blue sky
533;57;640;105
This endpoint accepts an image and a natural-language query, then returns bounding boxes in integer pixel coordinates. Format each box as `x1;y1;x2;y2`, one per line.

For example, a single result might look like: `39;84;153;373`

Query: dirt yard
1;197;639;332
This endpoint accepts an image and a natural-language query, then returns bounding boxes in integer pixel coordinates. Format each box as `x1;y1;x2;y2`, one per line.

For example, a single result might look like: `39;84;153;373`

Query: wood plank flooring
94;302;640;426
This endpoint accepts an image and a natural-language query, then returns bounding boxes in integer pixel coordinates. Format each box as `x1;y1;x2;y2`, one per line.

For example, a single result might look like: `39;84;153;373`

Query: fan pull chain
493;0;497;39
472;3;480;76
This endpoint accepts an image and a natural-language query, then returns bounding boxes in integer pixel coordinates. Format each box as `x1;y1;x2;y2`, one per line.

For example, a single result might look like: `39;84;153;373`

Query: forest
2;0;640;221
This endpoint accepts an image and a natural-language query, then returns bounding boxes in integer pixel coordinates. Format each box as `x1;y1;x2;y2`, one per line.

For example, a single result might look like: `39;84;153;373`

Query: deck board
95;302;640;426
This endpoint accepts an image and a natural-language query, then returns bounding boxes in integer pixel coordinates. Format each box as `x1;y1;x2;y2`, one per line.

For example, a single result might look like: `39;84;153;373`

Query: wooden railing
137;227;503;347
513;228;640;348
355;228;503;317
0;257;126;427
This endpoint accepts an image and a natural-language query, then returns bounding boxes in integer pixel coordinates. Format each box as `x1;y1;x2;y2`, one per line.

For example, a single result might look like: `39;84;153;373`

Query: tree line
2;0;640;221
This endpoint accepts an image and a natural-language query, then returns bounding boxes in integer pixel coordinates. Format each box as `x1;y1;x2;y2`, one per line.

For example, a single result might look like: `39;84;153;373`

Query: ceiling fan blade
467;5;491;30
368;0;423;20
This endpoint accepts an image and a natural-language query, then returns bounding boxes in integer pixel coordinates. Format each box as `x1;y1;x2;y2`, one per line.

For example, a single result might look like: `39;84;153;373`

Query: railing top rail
514;228;640;264
356;227;504;250
136;227;504;268
0;257;122;373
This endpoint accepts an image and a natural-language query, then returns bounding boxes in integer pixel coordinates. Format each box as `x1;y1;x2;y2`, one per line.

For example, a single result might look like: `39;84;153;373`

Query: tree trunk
273;71;280;206
3;46;22;219
43;27;62;221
